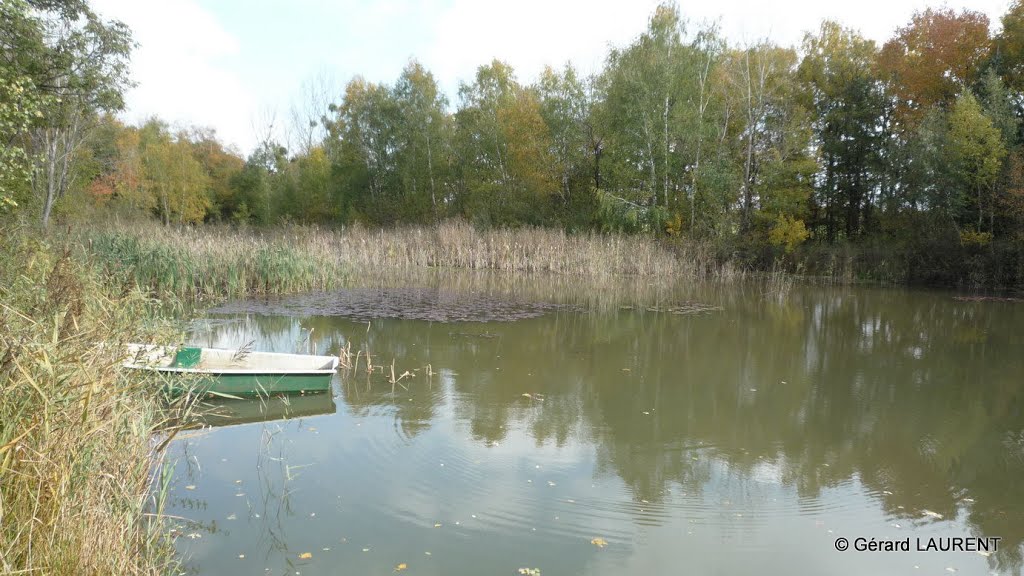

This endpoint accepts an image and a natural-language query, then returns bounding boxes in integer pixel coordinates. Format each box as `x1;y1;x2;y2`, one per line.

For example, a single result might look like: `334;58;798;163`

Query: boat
123;344;339;396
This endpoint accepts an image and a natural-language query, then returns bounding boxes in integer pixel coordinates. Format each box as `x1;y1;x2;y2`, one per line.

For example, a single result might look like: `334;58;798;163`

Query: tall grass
80;221;735;298
84;224;348;300
0;226;179;575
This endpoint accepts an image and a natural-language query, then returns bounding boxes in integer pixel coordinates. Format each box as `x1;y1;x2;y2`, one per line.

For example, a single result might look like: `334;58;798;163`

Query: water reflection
191;393;336;428
166;279;1024;575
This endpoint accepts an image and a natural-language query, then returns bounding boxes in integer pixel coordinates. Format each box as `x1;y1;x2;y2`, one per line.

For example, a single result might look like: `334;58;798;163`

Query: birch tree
3;0;134;226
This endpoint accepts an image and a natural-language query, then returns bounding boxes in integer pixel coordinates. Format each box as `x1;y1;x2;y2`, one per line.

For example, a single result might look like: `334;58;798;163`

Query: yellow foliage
768;214;809;252
959;229;993;246
665;212;683;236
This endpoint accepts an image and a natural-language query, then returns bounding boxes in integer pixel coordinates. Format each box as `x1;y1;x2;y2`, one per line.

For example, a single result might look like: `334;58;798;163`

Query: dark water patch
208;286;582;322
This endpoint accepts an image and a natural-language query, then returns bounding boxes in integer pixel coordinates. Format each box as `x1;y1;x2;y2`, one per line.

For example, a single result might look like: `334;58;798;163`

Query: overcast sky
90;0;1013;155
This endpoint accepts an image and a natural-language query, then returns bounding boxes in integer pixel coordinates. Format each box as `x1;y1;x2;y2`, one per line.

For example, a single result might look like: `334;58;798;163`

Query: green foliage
0;70;45;211
946;91;1007;231
453;60;560;225
799;21;885;241
596;189;669;234
1;0;135;225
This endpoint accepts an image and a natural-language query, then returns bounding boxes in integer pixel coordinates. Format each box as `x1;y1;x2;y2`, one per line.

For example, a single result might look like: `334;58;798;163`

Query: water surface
163;275;1024;575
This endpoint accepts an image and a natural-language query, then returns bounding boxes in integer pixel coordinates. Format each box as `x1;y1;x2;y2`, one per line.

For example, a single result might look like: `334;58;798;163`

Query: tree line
5;0;1024;285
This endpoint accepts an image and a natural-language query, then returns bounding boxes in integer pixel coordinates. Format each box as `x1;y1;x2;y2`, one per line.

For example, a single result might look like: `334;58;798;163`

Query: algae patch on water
209;287;579;322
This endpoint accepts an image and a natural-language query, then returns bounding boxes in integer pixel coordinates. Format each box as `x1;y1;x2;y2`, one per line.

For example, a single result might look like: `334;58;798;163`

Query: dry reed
78;220;735;301
0;226;181;575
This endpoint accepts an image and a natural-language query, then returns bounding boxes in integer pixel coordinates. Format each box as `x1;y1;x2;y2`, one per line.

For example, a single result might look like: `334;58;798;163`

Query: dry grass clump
0;227;178;575
339;221;707;278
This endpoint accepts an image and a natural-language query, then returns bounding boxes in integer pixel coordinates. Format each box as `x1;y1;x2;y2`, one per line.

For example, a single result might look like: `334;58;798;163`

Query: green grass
84;224;348;300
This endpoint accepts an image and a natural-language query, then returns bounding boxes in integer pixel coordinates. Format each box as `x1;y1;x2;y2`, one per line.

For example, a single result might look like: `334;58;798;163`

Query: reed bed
341;221;708;278
83;224;349;300
0;226;181;575
80;221;732;300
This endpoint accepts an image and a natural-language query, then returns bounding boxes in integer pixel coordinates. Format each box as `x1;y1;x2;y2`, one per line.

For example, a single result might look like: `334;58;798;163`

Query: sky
90;0;1014;155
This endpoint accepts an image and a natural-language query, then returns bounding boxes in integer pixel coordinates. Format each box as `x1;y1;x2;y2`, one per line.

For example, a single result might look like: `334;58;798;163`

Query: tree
878;8;990;125
976;68;1019;146
946;92;1007;234
799;21;886;241
678;27;726;233
454;60;556;225
392;60;451;221
599;4;687;211
536;65;590;207
231;140;286;225
187;128;243;221
720;42;813;236
994;0;1024;95
2;0;135;226
0;67;46;212
326;77;400;223
139;120;210;225
0;0;47;212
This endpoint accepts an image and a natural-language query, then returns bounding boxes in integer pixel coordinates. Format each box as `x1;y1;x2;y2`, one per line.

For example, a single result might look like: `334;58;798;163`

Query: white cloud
92;0;258;153
428;0;660;97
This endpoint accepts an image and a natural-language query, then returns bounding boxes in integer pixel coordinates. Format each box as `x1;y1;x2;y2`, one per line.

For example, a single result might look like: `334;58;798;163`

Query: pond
161;272;1024;576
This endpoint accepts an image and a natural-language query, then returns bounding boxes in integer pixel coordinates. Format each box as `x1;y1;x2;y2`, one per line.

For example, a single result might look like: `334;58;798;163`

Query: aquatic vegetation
75;220;737;295
0;225;186;574
82;224;348;300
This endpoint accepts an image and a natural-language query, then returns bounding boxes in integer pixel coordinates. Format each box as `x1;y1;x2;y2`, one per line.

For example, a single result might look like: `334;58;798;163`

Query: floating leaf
184;485;196;490
433;522;442;528
518;568;541;575
394;563;408;572
591;537;608;548
299;552;312;559
923;510;944;519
